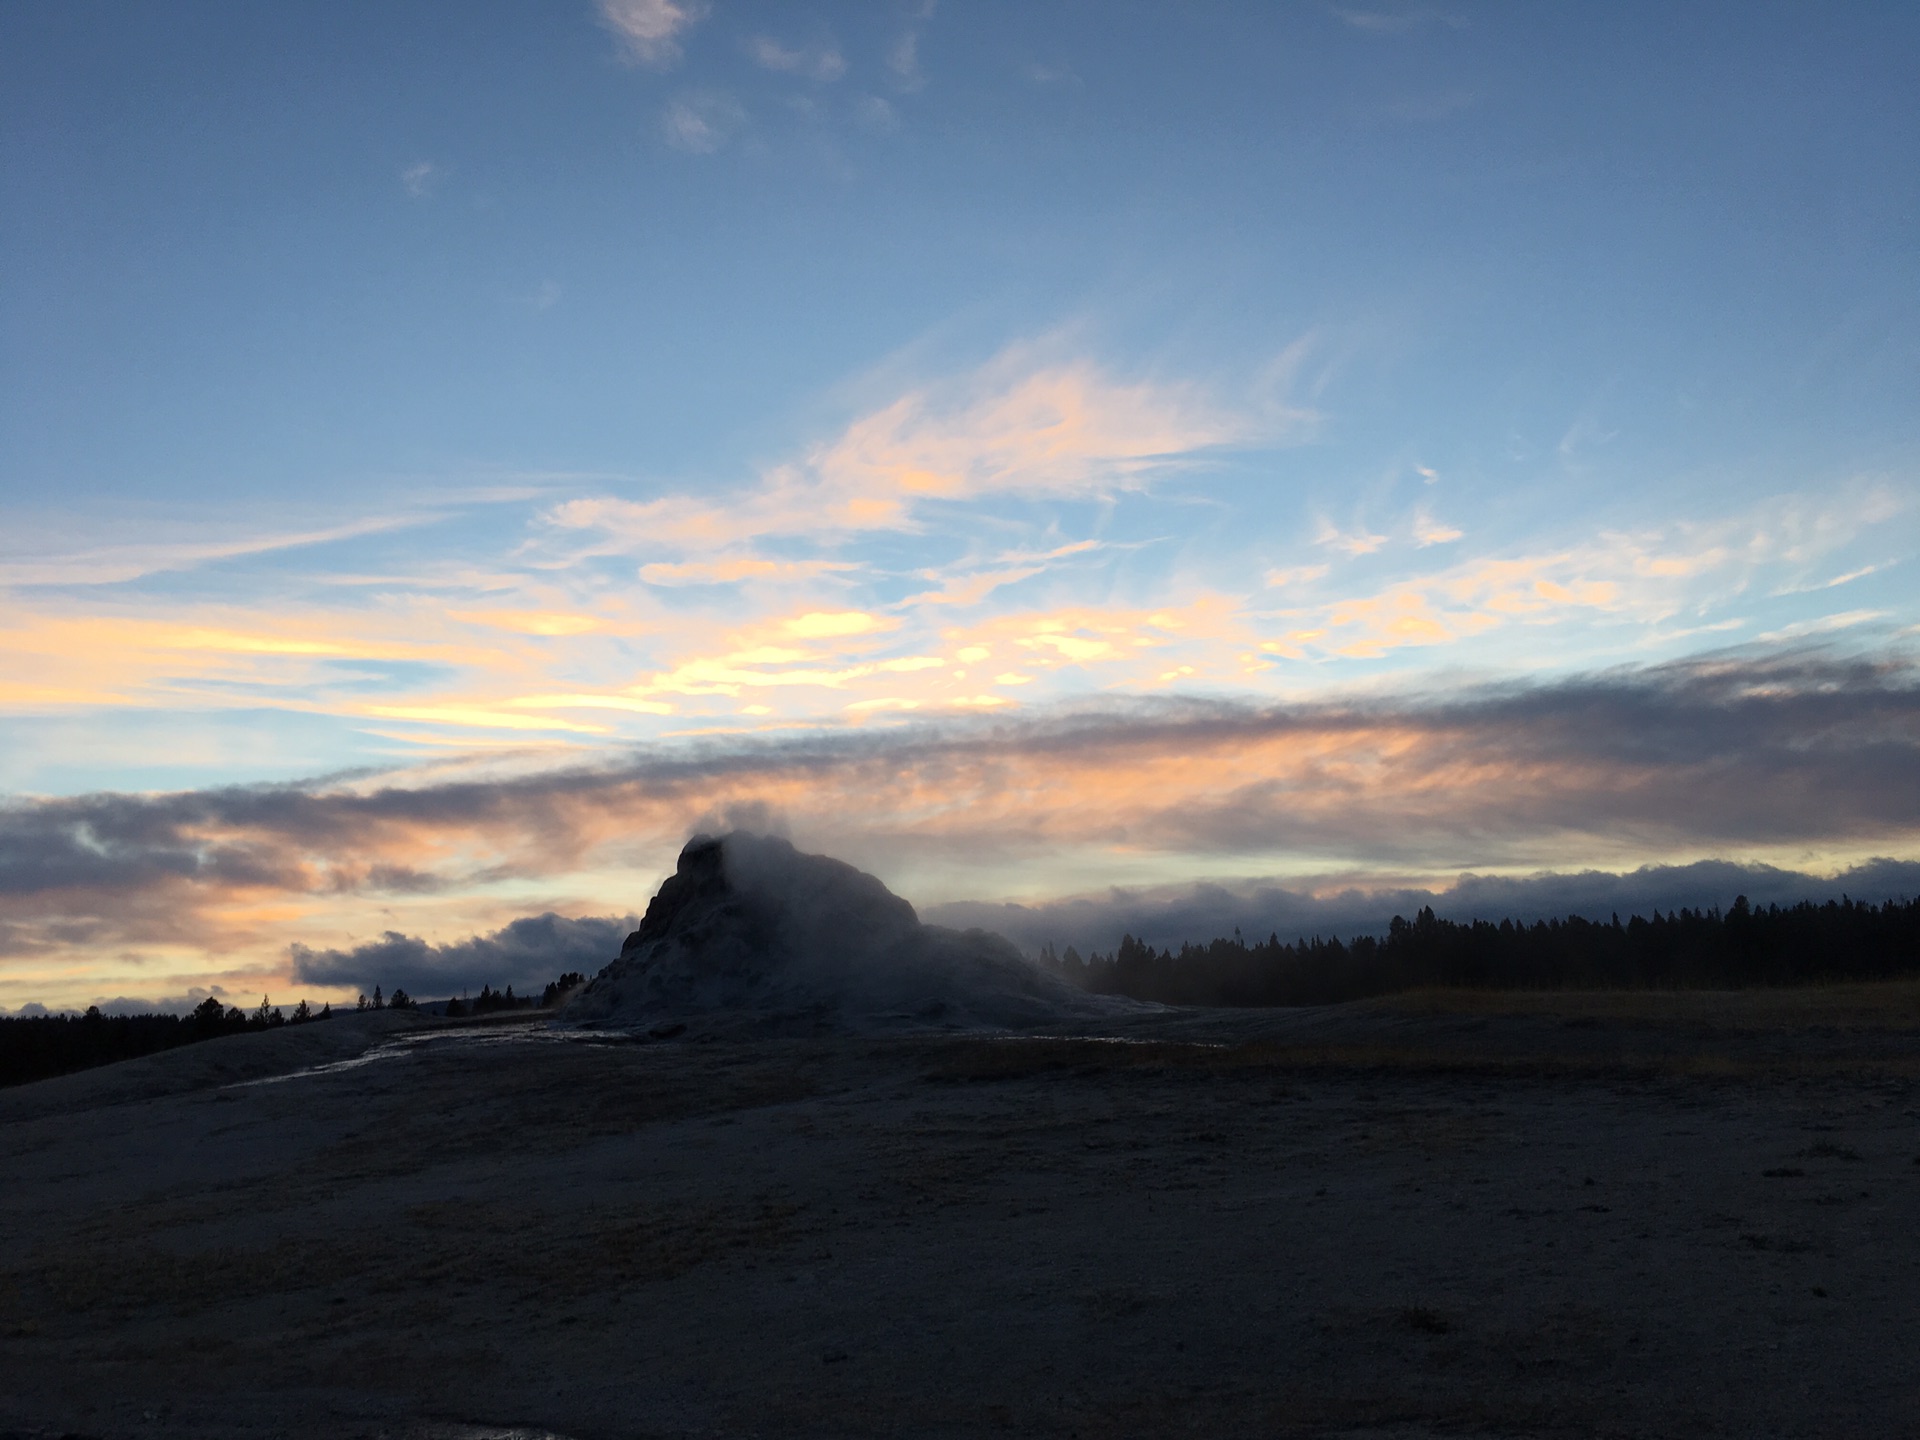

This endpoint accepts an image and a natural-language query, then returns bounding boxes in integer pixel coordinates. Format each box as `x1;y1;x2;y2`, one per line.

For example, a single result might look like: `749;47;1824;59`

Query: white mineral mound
564;832;1124;1034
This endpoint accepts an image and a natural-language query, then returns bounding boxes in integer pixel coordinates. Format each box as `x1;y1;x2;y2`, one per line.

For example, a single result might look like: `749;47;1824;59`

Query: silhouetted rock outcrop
565;833;1118;1033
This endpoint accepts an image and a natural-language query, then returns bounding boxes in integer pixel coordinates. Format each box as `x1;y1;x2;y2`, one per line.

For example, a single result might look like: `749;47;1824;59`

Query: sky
3;1;1918;1012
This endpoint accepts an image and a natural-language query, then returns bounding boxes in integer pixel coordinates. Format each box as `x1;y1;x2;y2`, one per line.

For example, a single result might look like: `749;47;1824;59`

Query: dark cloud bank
290;913;635;999
283;858;1920;1001
923;857;1920;957
2;646;1918;967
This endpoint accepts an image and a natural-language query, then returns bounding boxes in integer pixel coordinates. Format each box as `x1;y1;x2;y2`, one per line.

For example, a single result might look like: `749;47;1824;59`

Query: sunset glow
3;3;1917;1010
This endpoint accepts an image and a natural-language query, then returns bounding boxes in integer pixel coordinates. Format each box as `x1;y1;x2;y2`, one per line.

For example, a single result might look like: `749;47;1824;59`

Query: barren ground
3;987;1918;1439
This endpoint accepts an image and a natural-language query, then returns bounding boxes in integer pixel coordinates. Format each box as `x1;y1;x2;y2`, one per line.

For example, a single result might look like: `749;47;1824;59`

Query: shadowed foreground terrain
3;990;1919;1439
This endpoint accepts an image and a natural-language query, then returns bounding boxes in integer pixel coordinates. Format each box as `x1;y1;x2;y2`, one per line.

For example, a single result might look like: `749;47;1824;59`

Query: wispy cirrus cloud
1262;486;1909;663
0;467;1901;756
1332;5;1466;36
899;540;1102;608
1314;519;1389;557
1772;563;1885;596
0;397;1904;827
400;160;437;198
887;32;924;91
0;598;623;717
1755;610;1888;643
598;0;706;68
1412;509;1463;547
541;350;1254;562
748;33;846;82
810;357;1240;502
0;338;1903;792
662;90;746;152
0;511;442;589
886;1;936;91
855;95;899;131
638;557;859;588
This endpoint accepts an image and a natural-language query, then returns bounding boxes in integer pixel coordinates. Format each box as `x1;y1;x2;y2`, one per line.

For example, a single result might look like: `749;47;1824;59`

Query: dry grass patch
1;1193;812;1328
1375;979;1920;1030
921;1031;1920;1086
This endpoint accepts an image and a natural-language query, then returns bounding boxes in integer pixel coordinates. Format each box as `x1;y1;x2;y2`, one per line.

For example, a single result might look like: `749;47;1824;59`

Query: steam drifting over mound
566;832;1121;1033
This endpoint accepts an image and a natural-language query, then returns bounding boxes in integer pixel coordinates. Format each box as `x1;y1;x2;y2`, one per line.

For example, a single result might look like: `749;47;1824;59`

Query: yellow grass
1370;977;1920;1030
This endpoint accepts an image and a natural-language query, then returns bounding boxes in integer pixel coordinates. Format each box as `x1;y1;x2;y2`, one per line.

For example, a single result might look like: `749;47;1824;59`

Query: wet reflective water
228;1019;630;1088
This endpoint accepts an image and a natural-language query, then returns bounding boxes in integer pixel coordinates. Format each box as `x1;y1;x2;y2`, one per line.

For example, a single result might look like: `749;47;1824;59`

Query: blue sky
2;2;1918;1008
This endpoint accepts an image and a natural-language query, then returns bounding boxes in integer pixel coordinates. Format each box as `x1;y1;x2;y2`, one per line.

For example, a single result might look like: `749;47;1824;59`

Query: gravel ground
2;991;1917;1439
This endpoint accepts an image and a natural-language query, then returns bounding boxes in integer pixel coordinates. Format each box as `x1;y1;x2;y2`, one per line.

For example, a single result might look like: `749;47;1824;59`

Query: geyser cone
565;832;1114;1034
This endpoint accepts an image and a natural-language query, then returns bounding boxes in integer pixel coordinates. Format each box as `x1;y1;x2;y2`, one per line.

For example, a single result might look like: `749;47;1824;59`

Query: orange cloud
445;610;607;636
538;353;1247;567
10;649;1916;1010
810;360;1241;503
637;557;857;586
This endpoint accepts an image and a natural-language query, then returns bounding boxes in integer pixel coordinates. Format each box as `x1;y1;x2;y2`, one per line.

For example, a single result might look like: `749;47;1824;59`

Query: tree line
1039;894;1920;1006
443;973;586;1016
0;970;594;1089
0;993;329;1089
